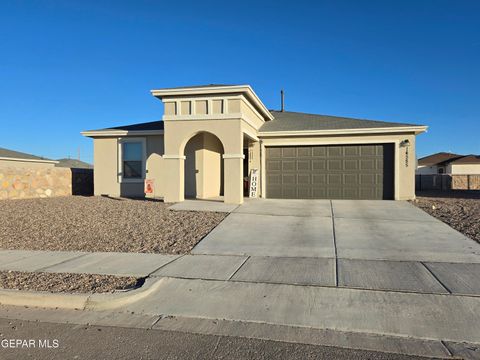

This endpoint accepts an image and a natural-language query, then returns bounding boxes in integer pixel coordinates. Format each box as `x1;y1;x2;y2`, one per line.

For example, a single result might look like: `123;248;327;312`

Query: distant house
55;158;93;169
0;147;58;168
0;148;93;200
417;152;480;175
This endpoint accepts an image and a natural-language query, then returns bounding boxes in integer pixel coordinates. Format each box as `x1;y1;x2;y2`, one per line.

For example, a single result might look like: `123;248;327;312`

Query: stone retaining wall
0;166;72;200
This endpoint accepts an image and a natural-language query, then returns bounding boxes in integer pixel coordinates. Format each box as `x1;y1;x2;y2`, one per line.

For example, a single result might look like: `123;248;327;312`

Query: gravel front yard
0;197;227;254
412;191;480;243
0;271;138;293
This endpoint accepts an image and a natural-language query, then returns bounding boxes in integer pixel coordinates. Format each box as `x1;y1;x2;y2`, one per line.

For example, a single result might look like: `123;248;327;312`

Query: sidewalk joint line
227;256;250;280
147;254;186;277
150;314;164;329
440;340;454;357
330;200;339;287
34;252;90;273
420;262;452;294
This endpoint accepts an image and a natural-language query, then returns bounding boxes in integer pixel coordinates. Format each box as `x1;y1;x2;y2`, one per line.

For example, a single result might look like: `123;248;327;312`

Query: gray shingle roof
259;111;422;133
0;147;52;161
418;152;464;166
94;120;164;132
55;158;93;169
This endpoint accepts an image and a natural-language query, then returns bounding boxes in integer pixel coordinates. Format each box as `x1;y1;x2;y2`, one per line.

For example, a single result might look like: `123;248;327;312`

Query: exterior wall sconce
400;139;410;147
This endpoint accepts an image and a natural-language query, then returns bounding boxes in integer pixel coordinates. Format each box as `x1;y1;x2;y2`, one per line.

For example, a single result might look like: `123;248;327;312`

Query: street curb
0;278;164;310
85;278;165;310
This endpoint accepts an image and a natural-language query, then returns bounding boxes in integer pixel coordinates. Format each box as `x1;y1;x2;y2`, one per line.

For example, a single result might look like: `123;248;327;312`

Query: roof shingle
259;111;422;133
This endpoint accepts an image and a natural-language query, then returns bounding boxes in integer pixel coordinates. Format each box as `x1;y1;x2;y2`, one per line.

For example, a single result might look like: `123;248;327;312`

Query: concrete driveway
190;199;480;297
192;199;480;263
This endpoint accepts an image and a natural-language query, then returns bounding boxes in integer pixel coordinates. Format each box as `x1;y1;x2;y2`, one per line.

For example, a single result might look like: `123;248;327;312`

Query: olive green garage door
265;144;394;200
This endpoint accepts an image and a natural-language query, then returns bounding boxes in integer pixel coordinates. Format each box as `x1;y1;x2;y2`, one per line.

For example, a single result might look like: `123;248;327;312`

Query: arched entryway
183;132;224;200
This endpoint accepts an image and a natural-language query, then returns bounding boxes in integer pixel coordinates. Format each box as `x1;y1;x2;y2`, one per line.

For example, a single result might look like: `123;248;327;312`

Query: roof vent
281;89;285;112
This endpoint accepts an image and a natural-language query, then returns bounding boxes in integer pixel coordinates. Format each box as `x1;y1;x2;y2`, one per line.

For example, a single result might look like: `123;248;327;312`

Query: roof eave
0;156;58;164
81;129;165;138
150;85;274;121
258;125;428;137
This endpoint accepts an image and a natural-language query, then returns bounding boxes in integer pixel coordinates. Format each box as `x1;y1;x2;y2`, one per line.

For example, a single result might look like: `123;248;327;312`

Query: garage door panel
328;147;343;156
267;174;281;185
328;160;342;170
297;174;310;184
297;160;311;171
343;188;359;199
282;147;296;157
312;147;326;156
282;161;295;171
344;174;358;185
297;187;311;198
344;159;358;170
360;159;375;170
282;174;296;184
267;160;281;171
328;174;342;185
297;147;311;157
346;146;361;156
312;160;326;170
266;144;394;200
312;174;326;184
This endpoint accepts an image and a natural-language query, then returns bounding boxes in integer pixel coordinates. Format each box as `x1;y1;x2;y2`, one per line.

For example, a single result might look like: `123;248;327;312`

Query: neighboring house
0;147;58;168
82;84;427;204
56;158;93;169
417;152;480;175
0;148;94;200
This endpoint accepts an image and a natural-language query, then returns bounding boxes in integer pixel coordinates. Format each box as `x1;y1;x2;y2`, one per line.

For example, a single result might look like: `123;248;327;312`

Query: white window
118;138;146;183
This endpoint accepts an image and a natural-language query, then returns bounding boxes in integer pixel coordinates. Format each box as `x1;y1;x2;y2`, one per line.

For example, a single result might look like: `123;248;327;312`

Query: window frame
118;137;146;183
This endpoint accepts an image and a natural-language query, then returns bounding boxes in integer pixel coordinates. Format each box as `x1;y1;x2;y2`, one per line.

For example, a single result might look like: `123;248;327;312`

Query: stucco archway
183;132;224;200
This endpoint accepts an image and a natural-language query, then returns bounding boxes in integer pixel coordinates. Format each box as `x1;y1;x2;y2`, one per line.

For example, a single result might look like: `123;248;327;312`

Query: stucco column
163;155;185;203
223;154;244;204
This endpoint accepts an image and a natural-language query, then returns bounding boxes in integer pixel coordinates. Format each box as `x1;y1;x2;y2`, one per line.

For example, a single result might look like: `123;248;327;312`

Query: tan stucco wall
93;136;165;198
162;118;244;204
0;159;55;169
259;132;417;200
448;163;480;175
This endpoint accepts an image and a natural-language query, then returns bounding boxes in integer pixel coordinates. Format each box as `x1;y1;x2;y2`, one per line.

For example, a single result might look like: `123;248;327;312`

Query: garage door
266;144;394;200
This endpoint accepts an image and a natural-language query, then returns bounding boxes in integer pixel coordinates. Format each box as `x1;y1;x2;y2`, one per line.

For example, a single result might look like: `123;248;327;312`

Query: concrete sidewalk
0;250;480;295
1;249;480;349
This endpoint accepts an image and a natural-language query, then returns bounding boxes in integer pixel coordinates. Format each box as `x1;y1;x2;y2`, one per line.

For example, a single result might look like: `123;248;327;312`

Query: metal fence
416;174;480;191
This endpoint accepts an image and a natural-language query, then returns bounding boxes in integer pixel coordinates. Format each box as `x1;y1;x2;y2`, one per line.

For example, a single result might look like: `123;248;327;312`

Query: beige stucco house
417;152;480;175
82;84;427;204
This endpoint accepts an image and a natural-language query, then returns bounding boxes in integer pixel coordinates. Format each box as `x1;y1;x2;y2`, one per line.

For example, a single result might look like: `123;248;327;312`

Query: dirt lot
0;197;227;254
412;191;480;243
0;271;138;293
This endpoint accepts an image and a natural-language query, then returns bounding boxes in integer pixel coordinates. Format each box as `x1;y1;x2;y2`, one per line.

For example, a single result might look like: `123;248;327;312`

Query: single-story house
81;84;427;204
0;147;58;168
417;152;480;175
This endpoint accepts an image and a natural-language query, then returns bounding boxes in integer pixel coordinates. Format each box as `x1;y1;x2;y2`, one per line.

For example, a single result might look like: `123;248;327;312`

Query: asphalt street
0;318;437;360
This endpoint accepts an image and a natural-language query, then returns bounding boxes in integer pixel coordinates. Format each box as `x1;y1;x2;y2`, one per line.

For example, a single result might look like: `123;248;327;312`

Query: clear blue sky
1;0;479;163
